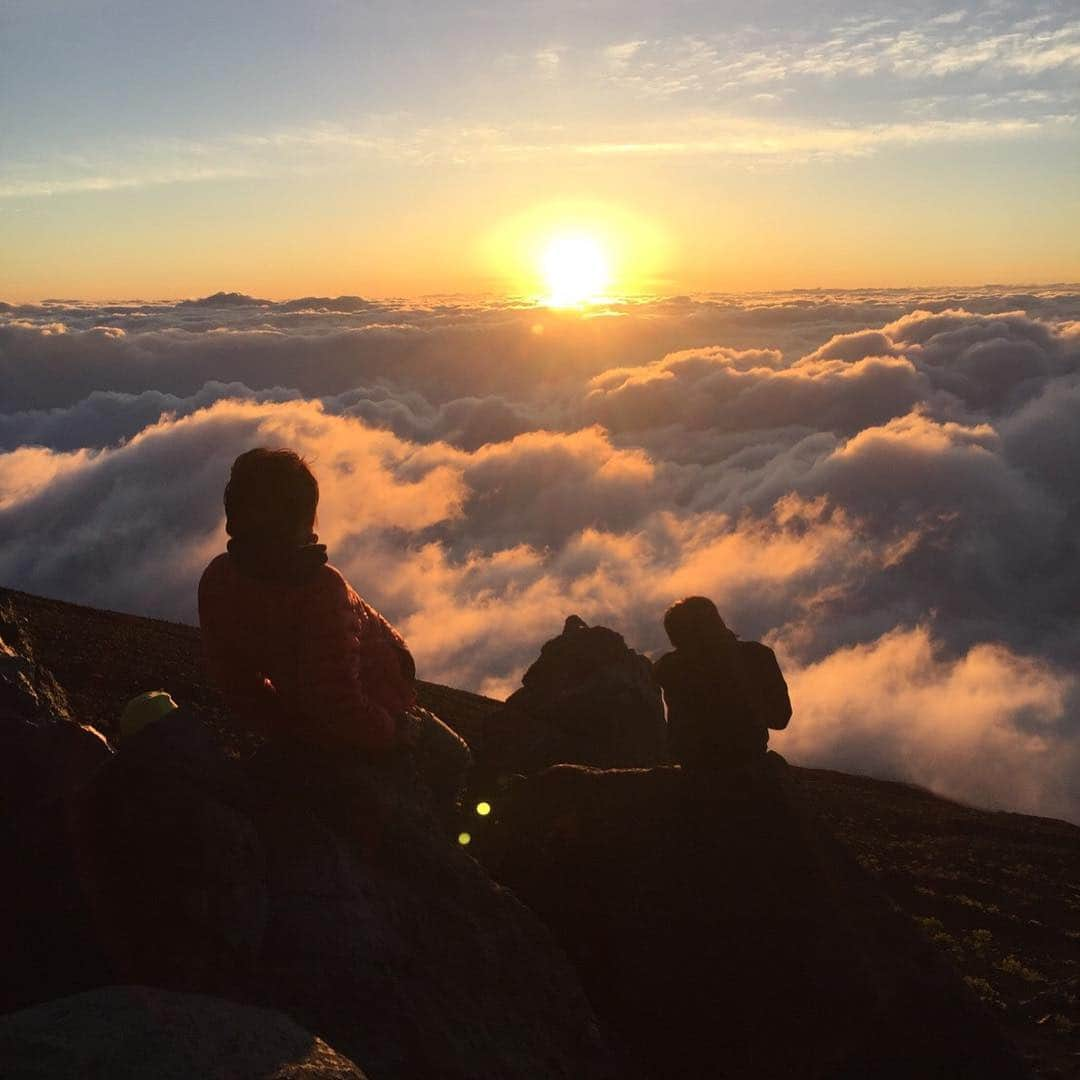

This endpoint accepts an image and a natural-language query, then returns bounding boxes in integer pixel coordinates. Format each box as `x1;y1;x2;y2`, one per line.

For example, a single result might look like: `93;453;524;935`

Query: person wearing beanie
198;448;414;754
654;596;791;776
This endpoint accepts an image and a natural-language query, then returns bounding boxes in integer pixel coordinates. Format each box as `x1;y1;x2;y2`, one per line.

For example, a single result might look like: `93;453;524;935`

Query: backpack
736;641;792;731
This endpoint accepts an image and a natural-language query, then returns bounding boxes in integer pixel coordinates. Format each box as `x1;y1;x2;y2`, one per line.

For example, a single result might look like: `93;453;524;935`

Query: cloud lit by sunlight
3;288;1080;822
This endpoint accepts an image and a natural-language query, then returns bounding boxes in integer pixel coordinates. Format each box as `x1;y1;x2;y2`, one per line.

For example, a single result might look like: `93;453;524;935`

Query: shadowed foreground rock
0;605;112;820
0;986;366;1079
0;617;118;1014
2;588;1062;1077
7;709;617;1080
77;714;267;999
244;740;617;1079
487;762;1031;1080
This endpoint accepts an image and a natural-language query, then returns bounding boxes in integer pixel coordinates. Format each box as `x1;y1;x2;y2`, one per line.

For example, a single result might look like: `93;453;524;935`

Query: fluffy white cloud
777;626;1077;822
2;289;1079;821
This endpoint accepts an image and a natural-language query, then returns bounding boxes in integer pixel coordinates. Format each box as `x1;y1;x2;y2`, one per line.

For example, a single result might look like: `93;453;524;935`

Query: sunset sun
539;232;612;307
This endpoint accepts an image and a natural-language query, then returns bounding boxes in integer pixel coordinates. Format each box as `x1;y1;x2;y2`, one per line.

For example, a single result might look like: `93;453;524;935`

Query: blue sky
2;0;1078;298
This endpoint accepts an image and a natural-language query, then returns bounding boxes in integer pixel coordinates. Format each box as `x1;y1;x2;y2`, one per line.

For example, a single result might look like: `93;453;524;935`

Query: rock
250;743;619;1079
0;791;115;1013
0;617;119;1014
482;615;666;779
0;985;367;1079
0;614;113;819
0;605;72;724
10;714;619;1079
398;703;473;829
0;710;261;1014
76;711;268;997
488;762;1031;1080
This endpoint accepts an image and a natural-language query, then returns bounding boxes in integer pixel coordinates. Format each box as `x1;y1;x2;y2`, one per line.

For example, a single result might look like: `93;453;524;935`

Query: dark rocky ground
0;986;369;1079
796;768;1080;1077
1;586;617;1079
2;584;1078;1077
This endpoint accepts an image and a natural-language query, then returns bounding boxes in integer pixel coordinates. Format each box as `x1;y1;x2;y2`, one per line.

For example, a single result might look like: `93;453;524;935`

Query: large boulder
244;742;619;1079
398;703;473;830
0;610;112;819
488;761;1031;1080
482;615;666;779
0;985;367;1079
76;712;268;997
1;793;114;1013
0;711;261;1014
0;614;117;1013
15;714;619;1079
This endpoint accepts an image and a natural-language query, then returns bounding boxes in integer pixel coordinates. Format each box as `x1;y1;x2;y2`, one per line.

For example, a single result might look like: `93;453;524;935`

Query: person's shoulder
307;562;352;599
329;563;387;606
197;553;236;626
737;640;784;676
312;564;395;630
652;650;679;680
198;552;232;592
317;562;350;587
310;564;375;616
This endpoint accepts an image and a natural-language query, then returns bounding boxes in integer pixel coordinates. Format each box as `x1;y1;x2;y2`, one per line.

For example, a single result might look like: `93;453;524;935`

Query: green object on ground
119;691;179;738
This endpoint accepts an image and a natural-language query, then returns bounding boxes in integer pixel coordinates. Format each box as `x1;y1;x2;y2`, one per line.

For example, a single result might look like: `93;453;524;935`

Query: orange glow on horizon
479;200;671;303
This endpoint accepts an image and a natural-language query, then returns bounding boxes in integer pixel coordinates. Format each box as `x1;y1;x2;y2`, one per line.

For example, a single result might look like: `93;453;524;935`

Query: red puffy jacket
198;553;415;751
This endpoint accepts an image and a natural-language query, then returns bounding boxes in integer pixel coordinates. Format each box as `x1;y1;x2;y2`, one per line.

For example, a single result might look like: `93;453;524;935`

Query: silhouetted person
653;596;791;775
482;613;666;775
198;447;468;829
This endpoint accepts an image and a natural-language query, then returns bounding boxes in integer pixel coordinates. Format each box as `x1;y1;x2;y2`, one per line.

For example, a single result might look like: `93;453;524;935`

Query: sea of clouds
2;286;1079;821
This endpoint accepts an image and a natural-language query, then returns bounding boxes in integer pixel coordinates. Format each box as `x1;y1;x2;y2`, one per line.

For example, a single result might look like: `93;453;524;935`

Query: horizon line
4;279;1080;309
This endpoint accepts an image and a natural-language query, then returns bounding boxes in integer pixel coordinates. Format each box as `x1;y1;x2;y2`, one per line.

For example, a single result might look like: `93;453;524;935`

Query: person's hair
224;448;319;544
663;596;729;650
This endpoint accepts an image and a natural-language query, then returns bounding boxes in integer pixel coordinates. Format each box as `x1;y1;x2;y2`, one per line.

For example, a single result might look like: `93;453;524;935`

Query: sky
2;5;1080;822
2;0;1079;300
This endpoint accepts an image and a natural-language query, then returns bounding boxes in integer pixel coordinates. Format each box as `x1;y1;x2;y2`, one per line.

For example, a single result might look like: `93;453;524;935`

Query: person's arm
288;573;400;753
738;641;791;731
198;566;290;738
357;597;418;716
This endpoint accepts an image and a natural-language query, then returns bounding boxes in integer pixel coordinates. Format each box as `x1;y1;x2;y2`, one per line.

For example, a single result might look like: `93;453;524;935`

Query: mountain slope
1;584;1077;1076
0;585;498;751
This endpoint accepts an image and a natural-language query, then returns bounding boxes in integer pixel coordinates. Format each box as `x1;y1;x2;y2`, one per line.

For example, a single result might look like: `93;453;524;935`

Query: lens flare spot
475;801;492;817
457;831;472;846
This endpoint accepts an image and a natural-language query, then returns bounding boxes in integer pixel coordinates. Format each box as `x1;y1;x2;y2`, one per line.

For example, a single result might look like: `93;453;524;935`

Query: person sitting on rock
481;614;667;779
653;597;791;776
198;447;469;827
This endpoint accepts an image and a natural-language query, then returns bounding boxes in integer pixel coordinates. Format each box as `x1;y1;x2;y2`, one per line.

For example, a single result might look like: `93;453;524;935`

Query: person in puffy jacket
653;596;791;775
198;447;414;754
199;448;472;837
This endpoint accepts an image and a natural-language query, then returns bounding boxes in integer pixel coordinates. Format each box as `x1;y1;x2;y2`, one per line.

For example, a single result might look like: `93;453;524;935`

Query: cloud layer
2;287;1079;821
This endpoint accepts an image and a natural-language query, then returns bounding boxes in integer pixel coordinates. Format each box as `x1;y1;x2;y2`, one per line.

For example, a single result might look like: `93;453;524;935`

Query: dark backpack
737;641;792;731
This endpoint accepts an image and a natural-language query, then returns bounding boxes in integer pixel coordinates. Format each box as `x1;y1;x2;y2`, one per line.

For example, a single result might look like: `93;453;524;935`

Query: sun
539;232;612;307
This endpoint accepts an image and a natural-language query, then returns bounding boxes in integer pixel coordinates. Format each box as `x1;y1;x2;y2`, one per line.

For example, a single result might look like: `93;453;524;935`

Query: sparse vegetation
798;767;1080;1078
1038;1013;1076;1036
996;955;1046;983
964;975;1006;1011
953;893;1002;916
962;928;993;958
